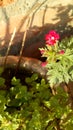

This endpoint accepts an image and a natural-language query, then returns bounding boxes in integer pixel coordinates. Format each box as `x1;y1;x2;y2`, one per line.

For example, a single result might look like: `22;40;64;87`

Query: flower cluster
40;30;64;67
45;30;60;46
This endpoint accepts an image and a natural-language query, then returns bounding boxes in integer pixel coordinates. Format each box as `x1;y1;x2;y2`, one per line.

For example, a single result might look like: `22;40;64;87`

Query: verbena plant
40;30;73;87
0;31;73;129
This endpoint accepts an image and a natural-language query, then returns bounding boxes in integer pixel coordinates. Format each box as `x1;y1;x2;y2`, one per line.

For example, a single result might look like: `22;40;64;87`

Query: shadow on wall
0;4;73;60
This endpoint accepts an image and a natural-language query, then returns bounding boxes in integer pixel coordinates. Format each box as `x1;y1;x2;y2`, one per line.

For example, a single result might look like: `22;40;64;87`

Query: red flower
45;30;60;46
40;49;45;55
59;50;65;54
41;62;47;67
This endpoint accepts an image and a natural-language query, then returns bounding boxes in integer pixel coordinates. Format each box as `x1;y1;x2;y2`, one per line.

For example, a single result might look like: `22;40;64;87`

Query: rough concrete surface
0;0;73;21
0;0;73;46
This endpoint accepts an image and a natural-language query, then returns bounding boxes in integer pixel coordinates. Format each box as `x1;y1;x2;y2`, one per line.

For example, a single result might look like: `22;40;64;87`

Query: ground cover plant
0;30;73;129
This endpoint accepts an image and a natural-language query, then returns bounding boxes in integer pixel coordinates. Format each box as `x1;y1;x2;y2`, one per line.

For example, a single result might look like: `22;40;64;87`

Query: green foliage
42;36;73;87
0;69;72;130
0;36;73;129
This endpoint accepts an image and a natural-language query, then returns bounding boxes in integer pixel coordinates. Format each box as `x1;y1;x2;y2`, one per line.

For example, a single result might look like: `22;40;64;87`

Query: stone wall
0;0;73;58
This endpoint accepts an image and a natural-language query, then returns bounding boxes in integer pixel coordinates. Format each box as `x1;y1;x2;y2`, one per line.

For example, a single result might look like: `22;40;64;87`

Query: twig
4;27;16;67
15;18;30;72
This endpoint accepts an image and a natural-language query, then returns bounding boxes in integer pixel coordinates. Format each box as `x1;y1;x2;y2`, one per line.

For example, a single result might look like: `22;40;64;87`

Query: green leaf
0;67;4;75
66;124;73;130
11;77;21;86
25;77;32;84
0;77;5;86
31;73;38;81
